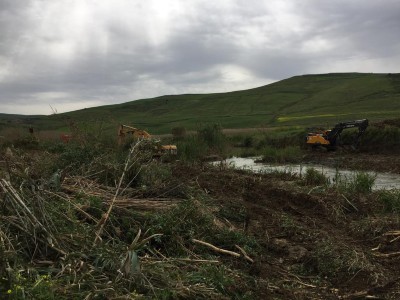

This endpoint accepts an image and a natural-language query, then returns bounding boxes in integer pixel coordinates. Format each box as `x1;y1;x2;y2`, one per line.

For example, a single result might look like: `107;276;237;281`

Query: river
219;157;400;191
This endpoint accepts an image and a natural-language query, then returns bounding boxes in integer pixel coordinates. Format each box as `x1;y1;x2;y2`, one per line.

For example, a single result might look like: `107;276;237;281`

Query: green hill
2;72;400;134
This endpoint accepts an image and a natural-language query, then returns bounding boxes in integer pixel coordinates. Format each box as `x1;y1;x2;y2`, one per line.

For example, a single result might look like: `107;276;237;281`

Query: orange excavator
117;125;177;156
306;119;368;150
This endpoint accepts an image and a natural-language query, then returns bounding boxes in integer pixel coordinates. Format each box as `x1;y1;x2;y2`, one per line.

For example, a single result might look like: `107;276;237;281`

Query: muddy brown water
218;157;400;191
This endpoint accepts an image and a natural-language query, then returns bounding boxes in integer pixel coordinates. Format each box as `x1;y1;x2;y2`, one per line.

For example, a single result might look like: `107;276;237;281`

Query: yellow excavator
117;125;177;156
306;119;369;150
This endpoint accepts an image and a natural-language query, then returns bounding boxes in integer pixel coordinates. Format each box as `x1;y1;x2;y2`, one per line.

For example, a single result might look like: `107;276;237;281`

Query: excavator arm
118;124;151;145
326;119;369;147
117;124;177;157
307;119;368;149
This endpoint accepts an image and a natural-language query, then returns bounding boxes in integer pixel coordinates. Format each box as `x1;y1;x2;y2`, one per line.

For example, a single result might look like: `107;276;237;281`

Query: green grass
1;73;400;134
303;168;329;186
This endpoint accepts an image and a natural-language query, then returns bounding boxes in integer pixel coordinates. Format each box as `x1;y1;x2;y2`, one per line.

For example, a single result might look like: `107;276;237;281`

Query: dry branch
192;239;253;263
372;251;400;258
235;245;254;263
192;239;240;258
93;141;140;245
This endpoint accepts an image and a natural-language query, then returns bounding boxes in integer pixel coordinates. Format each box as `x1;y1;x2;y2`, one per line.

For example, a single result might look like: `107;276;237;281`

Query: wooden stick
143;257;220;264
372;251;400;258
383;230;400;236
342;194;358;211
235;245;254;263
192;239;240;258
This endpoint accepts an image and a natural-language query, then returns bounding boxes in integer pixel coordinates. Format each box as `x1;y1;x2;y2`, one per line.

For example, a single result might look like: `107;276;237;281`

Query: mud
173;163;400;299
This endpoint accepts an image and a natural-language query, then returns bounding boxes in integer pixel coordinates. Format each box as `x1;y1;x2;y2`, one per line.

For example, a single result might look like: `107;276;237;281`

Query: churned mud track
173;165;400;299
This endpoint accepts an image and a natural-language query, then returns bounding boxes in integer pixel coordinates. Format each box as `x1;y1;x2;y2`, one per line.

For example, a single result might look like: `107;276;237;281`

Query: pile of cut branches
0;142;257;299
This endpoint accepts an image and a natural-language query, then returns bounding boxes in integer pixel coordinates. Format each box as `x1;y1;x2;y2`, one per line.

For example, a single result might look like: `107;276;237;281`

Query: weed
378;190;400;213
188;265;234;295
333;171;376;194
262;145;302;163
217;205;247;223
303;167;329;186
139;161;172;188
279;214;303;236
348;172;376;193
307;239;375;280
147;199;216;255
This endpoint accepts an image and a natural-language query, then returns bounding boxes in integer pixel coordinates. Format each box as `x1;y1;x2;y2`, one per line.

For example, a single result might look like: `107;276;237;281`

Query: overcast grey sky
1;0;399;115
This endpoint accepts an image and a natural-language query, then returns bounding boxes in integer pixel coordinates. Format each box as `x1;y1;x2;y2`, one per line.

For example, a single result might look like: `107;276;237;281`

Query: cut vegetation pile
0;141;260;299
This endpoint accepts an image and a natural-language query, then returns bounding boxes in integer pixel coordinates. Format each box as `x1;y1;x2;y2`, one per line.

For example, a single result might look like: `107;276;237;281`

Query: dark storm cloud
0;0;399;114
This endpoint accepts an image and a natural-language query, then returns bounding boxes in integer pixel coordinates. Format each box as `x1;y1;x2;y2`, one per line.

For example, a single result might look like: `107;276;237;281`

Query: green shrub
176;124;228;161
197;124;227;154
177;135;208;161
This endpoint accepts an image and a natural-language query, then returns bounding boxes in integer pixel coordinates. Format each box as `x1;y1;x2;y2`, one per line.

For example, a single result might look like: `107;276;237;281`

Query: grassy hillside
2;72;400;134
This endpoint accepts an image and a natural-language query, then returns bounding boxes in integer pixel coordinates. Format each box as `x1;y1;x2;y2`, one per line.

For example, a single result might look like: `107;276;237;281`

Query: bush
197;124;227;154
176;124;228;161
177;135;208;161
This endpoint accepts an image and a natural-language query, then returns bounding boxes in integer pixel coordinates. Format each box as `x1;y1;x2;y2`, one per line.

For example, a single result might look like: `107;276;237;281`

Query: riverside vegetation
1;120;400;299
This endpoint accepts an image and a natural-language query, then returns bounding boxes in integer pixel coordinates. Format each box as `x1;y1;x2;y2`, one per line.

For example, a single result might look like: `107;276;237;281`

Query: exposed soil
173;163;400;299
303;151;400;174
